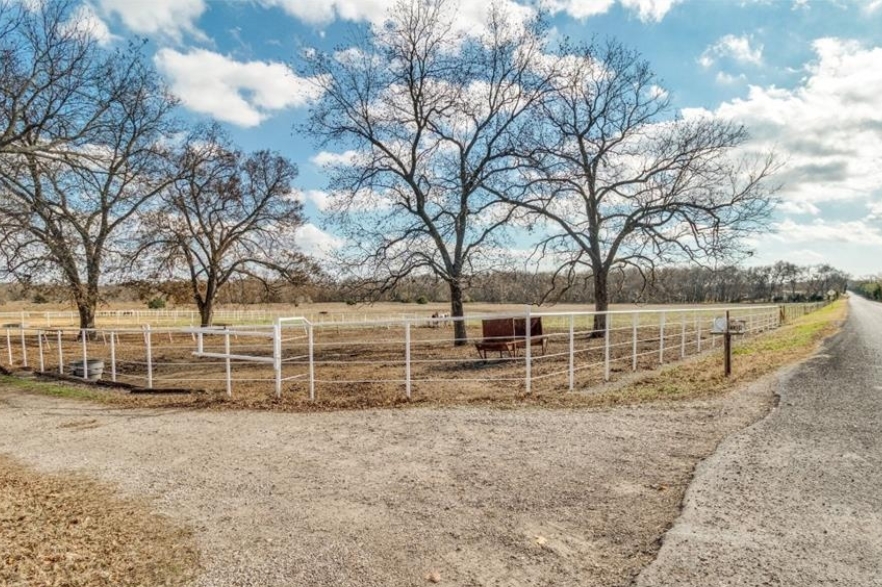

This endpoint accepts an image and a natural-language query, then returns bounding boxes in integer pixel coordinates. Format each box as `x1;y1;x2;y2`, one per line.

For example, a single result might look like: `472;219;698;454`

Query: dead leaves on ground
0;454;198;587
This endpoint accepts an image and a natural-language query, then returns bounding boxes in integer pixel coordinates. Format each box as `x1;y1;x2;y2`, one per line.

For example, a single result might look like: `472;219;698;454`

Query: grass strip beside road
0;454;198;587
580;298;847;408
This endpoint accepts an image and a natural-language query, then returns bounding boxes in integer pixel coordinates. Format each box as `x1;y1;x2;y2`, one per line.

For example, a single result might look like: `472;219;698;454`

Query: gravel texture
1;373;780;586
636;294;882;586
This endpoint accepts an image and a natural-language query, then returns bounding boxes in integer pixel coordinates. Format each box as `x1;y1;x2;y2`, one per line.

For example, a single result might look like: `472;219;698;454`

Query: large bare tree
0;0;117;157
141;127;311;327
302;0;554;344
0;1;178;330
511;40;778;333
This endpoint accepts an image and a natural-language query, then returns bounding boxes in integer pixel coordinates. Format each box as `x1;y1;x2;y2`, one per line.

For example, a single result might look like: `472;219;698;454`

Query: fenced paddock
0;302;827;404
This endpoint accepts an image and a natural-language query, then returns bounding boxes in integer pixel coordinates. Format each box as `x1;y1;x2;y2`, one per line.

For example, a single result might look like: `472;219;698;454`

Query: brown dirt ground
4;310;774;406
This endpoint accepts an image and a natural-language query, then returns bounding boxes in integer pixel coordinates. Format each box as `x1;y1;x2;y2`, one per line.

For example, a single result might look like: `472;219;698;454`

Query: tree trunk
77;302;96;331
197;298;214;327
592;269;608;337
449;281;467;346
74;276;101;339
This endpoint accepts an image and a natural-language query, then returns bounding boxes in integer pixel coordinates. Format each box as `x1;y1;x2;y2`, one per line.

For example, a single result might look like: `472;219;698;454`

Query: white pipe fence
0;302;829;400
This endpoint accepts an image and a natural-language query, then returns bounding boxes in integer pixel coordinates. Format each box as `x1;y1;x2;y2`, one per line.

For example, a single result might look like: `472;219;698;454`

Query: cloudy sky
81;0;882;276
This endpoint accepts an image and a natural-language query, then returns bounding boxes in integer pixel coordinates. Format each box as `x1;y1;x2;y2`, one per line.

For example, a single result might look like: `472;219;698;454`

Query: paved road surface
637;295;882;586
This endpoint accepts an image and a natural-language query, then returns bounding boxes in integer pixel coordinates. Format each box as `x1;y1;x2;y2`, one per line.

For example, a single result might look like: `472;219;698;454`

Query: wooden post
724;310;732;377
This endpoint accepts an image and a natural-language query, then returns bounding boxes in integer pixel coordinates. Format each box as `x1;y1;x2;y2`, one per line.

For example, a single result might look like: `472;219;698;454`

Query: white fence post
37;331;44;372
273;322;282;398
658;313;666;364
632;313;638;371
110;332;117;382
604;312;611;381
57;330;63;374
145;325;153;389
680;312;686;358
225;328;232;397
20;328;28;368
5;328;12;365
308;323;315;402
81;330;88;379
568;314;575;391
405;321;412;399
525;306;532;394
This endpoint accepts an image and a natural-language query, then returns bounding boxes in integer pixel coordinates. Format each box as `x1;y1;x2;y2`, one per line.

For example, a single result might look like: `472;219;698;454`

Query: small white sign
711;317;728;334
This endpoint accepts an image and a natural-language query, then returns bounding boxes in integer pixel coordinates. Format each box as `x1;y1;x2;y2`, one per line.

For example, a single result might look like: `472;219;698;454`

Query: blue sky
79;0;882;276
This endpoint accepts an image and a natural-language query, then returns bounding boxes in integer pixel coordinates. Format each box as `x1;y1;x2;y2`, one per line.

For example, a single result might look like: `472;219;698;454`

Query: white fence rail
0;302;828;400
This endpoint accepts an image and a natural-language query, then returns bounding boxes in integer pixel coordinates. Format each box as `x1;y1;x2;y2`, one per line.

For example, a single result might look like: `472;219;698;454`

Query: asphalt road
636;295;882;586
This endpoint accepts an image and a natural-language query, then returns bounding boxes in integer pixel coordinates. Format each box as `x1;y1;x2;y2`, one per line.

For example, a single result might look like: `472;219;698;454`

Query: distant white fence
0;302;828;400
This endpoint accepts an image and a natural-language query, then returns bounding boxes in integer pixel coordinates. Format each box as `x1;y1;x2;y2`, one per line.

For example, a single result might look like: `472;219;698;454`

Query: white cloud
65;5;119;46
778;200;820;216
865;0;882;14
295;223;344;258
769;219;882;246
715;71;747;85
154;49;321;127
619;0;680;21
291;189;332;211
93;0;206;42
545;0;680;21
262;0;535;35
700;34;763;68
310;150;362;167
544;0;616;19
866;200;882;220
697;38;882;208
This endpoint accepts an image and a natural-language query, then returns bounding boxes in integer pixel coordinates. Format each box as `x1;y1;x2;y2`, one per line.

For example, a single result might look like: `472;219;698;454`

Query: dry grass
581;297;847;407
3;299;845;412
0;454;199;587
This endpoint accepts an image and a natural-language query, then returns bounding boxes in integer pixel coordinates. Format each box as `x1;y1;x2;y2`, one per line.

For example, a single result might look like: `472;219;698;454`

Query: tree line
5;260;844;309
2;0;783;341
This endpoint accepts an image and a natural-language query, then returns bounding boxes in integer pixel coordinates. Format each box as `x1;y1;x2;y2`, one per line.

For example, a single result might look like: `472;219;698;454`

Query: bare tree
511;40;778;333
302;0;554;344
0;5;178;331
0;0;117;157
141;127;311;327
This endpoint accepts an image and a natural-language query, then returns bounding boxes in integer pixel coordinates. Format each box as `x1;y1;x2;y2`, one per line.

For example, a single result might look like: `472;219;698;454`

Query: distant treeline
851;279;882;301
1;261;848;308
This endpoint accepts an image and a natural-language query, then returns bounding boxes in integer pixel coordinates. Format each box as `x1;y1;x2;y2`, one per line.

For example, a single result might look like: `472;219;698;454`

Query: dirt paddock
3;306;778;407
0;372;781;587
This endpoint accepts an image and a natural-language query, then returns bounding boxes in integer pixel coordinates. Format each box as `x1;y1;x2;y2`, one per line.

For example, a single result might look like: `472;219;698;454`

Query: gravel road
637;294;882;586
0;372;779;586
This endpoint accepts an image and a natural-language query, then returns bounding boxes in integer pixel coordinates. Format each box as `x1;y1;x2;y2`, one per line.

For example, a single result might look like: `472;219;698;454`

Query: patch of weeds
0;375;111;403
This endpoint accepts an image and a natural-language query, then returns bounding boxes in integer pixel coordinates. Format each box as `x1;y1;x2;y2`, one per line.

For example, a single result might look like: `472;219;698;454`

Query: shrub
416;295;429;305
147;297;166;309
32;293;49;304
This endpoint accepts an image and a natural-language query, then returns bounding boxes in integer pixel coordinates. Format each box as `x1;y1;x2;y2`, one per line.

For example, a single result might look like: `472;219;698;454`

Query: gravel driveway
637;294;882;586
1;373;779;586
